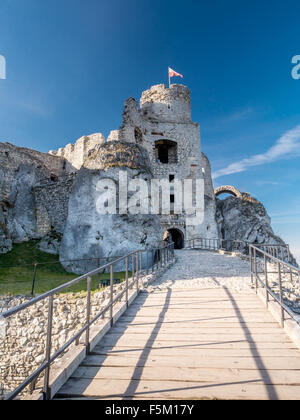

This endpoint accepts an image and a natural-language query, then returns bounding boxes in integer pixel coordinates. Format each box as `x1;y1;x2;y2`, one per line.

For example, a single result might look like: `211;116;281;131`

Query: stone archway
214;185;242;199
165;228;184;249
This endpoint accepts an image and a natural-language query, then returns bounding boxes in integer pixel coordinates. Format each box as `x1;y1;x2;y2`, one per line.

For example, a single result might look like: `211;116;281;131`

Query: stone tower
107;83;218;247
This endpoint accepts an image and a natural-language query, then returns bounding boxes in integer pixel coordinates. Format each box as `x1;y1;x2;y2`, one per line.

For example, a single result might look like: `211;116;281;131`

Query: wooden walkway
55;283;300;400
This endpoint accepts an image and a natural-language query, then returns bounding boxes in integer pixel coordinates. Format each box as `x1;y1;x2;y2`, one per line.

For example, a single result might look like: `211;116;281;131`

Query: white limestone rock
59;142;163;274
216;196;297;266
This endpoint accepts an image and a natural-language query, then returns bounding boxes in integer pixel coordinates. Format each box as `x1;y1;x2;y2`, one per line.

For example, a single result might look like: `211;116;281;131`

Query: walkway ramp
55;250;300;400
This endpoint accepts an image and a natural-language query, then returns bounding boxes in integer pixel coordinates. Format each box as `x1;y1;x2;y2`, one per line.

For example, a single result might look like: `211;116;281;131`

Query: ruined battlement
49;133;105;171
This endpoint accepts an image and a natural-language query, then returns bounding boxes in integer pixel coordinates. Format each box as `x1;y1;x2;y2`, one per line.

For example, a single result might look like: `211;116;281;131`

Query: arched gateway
165;228;185;249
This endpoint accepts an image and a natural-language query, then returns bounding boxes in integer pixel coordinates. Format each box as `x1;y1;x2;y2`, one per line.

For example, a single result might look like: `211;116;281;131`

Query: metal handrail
185;237;291;263
185;237;246;251
1;242;175;400
249;244;300;329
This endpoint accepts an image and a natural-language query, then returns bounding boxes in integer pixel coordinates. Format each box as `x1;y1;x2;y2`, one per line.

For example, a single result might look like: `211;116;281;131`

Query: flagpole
168;68;171;88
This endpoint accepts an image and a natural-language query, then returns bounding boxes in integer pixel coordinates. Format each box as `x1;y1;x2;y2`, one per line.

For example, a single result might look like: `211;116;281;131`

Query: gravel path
151;249;253;293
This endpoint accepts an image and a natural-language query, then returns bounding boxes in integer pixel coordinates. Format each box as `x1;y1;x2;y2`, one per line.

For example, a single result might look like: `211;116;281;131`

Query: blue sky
0;0;300;260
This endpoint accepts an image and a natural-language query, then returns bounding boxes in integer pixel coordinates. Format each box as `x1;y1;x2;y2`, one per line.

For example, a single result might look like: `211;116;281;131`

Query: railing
249;244;300;328
252;243;291;264
186;237;246;252
1;243;175;400
185;237;292;264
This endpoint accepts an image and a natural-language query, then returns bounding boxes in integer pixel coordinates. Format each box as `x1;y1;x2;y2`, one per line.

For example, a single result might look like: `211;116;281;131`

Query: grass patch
0;241;128;296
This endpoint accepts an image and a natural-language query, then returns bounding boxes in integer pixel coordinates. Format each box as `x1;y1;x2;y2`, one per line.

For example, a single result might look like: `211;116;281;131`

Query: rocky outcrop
216;196;297;265
59;142;163;274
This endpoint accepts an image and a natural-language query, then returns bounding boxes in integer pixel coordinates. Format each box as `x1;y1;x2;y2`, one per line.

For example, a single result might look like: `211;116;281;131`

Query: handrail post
86;276;92;355
126;257;129;308
110;264;114;327
250;246;253;287
287;245;291;264
146;250;149;275
151;250;154;273
132;254;135;284
278;262;284;327
97;258;101;290
254;248;257;294
43;294;54;400
136;252;139;291
264;255;269;308
31;264;38;296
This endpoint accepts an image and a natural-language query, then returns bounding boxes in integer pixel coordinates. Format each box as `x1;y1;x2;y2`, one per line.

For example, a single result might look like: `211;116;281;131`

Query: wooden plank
94;341;297;350
91;346;300;358
109;326;284;334
71;365;300;385
124;310;272;317
95;332;291;343
82;354;300;370
116;316;276;323
114;320;281;332
56;378;300;400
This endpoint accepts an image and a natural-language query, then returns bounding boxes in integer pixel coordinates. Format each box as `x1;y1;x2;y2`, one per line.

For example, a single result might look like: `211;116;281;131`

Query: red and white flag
168;67;183;79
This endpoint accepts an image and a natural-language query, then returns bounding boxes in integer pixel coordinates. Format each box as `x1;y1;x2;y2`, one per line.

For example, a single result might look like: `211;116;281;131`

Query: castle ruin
0;83;291;272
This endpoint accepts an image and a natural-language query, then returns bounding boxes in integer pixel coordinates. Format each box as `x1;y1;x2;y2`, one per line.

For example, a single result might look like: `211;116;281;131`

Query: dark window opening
170;194;175;203
158;145;169;163
155;140;178;164
169;174;175;182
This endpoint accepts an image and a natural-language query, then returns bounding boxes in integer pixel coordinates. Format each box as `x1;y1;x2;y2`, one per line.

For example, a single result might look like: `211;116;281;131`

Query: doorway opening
165;228;184;249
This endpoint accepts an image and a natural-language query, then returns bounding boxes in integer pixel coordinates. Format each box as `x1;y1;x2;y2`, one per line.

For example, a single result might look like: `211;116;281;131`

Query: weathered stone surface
49;133;105;171
59;143;163;274
34;175;75;236
39;229;62;255
201;153;219;239
216;196;297;265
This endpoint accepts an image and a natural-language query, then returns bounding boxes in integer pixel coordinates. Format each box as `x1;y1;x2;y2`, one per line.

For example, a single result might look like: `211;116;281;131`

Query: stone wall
0;142;69;251
49;133;105;171
34;175;75;236
0;284;126;399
